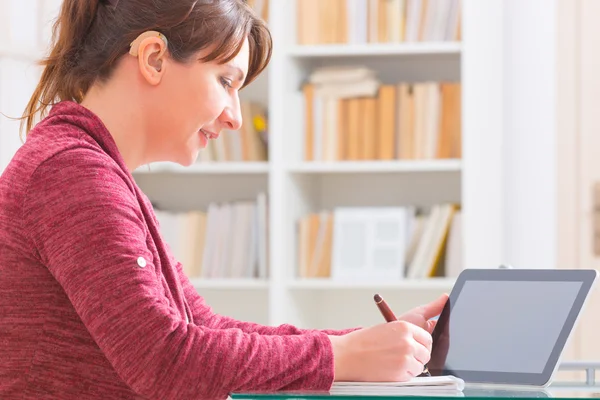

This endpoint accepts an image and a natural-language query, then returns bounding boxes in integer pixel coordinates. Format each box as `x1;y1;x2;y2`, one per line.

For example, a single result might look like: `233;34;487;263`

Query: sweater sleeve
173;259;360;336
23;149;336;400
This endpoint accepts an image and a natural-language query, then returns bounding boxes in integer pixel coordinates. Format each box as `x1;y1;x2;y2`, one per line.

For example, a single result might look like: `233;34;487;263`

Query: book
302;70;462;162
153;192;269;280
295;0;461;45
330;375;465;396
229;376;465;398
296;203;463;280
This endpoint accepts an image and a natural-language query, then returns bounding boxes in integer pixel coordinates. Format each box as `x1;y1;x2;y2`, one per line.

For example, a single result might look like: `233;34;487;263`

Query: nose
219;96;243;131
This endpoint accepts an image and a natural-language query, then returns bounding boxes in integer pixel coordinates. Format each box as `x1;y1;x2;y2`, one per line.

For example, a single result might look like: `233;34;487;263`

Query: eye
220;77;233;89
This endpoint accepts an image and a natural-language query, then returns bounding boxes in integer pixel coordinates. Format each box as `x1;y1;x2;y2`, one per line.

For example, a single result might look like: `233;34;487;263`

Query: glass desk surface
230;384;600;399
231;361;600;399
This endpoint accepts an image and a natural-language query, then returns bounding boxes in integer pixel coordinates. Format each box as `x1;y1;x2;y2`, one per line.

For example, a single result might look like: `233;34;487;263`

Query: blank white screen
442;280;581;373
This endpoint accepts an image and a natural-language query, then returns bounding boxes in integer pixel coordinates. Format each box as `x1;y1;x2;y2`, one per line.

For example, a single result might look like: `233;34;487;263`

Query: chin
163;152;195;168
180;151;200;167
176;157;196;167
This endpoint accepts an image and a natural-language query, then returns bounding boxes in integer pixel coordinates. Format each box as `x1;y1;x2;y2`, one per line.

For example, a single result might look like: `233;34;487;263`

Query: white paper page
332;375;465;391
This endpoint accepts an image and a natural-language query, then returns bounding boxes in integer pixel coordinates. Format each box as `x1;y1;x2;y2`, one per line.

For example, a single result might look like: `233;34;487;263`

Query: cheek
161;75;200;126
166;67;226;129
195;83;228;120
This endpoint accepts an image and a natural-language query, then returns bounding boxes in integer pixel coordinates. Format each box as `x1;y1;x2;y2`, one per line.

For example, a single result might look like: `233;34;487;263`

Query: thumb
421;293;449;320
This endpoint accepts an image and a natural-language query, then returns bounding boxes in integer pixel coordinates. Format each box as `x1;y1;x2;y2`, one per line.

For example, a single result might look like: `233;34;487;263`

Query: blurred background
0;0;598;369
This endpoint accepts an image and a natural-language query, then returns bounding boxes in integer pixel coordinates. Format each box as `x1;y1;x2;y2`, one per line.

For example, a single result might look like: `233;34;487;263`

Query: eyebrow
225;65;246;83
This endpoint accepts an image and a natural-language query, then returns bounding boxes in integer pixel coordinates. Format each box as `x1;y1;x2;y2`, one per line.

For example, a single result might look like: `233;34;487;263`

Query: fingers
412;338;431;366
407;354;427;378
409;323;433;352
420;293;449;320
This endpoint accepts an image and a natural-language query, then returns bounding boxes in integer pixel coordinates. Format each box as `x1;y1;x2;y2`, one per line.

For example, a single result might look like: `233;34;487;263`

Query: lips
200;129;219;140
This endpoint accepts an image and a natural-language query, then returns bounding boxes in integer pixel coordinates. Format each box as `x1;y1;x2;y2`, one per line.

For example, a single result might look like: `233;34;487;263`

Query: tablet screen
428;269;596;386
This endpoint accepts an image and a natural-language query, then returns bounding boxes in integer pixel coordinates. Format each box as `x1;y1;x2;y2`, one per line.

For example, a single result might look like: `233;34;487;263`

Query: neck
80;81;148;172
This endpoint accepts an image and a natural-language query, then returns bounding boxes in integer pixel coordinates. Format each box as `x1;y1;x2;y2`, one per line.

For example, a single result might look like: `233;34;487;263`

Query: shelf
190;278;269;290
133;162;269;175
133;161;460;175
287;42;462;58
288;160;462;174
287;278;455;290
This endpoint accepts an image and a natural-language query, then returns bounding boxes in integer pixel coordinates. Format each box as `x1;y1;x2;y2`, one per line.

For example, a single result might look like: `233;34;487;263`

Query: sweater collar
45;100;131;174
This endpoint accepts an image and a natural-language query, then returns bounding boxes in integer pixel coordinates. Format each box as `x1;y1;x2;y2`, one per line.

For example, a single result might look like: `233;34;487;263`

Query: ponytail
20;0;102;137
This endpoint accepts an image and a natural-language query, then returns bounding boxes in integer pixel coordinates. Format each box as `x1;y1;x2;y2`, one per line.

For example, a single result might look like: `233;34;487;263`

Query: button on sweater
0;101;354;399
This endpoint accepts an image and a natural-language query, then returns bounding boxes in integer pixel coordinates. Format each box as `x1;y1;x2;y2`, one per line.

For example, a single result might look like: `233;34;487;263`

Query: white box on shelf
330;207;410;281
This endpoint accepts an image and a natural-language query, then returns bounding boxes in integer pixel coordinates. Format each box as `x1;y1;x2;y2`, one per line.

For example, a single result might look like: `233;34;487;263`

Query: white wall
0;0;58;174
578;0;600;361
462;0;561;271
0;59;40;172
461;0;505;270
501;0;558;269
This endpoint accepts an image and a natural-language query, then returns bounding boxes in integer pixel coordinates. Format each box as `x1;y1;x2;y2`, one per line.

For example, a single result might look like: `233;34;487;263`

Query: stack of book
154;192;269;280
302;66;461;162
296;0;461;45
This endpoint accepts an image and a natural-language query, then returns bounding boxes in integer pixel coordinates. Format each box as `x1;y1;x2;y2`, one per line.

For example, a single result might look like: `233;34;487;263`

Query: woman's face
148;38;249;166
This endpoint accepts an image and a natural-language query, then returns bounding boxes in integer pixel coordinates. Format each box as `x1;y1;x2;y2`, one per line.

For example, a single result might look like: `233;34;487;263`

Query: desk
230;362;600;399
230;387;599;399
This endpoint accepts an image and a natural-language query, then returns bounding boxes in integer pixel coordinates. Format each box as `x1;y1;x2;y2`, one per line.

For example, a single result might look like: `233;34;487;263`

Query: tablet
428;268;598;387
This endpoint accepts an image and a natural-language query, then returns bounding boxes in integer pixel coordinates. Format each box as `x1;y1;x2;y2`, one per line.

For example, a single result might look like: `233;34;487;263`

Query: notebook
329;375;465;396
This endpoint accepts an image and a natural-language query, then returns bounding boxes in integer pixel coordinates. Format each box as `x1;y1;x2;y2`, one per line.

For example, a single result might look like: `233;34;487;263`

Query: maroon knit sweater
0;101;352;399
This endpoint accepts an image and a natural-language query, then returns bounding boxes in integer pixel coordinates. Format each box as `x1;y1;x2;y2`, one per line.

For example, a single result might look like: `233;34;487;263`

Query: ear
135;36;168;86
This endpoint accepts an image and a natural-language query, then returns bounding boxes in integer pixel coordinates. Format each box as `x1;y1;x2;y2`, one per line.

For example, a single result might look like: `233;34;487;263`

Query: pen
373;294;431;377
374;293;396;322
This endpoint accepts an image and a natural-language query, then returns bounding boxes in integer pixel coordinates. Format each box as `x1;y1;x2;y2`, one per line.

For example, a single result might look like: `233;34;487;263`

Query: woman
0;0;448;398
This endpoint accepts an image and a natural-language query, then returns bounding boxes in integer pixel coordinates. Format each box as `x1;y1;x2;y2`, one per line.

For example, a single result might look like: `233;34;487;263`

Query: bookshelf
288;159;461;173
261;0;501;330
287;43;462;58
0;0;571;334
191;278;270;290
287;277;455;290
133;162;270;175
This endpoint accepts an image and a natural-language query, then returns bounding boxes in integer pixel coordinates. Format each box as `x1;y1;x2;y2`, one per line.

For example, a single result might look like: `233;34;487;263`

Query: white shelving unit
257;0;504;330
2;0;563;332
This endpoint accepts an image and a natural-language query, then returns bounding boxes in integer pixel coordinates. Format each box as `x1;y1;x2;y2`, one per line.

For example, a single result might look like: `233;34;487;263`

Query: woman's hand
328;320;432;382
327;294;449;382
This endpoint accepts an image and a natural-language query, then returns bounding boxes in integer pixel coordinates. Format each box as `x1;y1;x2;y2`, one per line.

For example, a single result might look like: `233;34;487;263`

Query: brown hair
21;0;272;136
